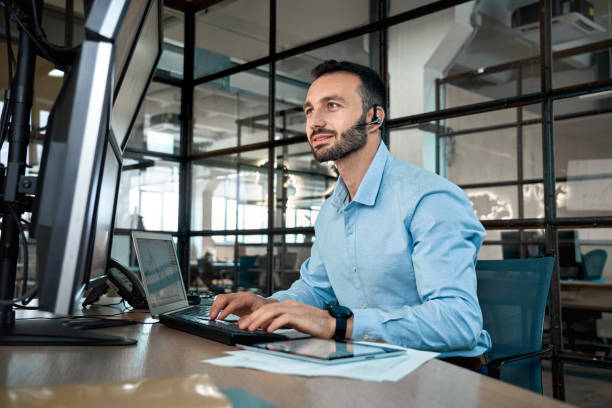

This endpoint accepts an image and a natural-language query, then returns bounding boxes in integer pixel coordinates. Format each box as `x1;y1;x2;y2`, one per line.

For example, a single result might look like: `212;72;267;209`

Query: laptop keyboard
181;304;212;318
161;304;287;345
171;306;267;334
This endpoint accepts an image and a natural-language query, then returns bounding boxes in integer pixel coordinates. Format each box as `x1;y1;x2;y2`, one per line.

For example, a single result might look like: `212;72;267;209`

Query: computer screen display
133;237;187;310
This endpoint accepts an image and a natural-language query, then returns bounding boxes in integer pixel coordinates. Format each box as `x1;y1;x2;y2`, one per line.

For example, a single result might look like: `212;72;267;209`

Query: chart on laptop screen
137;238;185;308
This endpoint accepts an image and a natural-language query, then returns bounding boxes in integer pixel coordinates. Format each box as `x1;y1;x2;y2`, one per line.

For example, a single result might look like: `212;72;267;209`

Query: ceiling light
48;69;64;78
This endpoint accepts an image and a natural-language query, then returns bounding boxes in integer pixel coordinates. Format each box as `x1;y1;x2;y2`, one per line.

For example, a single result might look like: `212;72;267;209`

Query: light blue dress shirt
271;141;491;357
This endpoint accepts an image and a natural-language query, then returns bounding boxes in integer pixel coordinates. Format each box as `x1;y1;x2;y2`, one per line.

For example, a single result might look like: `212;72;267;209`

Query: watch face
330;305;353;318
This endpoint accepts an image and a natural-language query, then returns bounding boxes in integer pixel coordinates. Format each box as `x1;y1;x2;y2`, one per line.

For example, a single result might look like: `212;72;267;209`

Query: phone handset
106;258;148;309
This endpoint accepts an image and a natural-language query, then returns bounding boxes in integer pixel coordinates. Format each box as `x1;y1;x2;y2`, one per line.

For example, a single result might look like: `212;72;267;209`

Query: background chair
476;257;554;393
581;249;607;281
235;255;259;289
197;258;232;294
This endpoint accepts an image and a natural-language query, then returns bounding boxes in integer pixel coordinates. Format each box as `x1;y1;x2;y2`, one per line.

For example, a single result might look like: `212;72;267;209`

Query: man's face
303;72;368;162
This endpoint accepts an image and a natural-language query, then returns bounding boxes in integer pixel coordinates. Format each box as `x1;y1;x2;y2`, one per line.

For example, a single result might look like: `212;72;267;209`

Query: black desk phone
106;258;148;309
83;258;148;309
107;260;202;306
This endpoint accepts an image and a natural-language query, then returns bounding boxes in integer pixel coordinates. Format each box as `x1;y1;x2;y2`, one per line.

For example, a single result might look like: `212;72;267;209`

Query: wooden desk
0;311;569;407
560;280;612;312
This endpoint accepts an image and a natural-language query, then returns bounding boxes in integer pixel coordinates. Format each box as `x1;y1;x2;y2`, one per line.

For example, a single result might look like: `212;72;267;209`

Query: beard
309;113;369;163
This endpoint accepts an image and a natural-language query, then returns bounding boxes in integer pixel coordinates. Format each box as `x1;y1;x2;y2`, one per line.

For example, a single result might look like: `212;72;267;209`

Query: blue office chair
476;257;554;393
235;255;259;289
581;249;607;281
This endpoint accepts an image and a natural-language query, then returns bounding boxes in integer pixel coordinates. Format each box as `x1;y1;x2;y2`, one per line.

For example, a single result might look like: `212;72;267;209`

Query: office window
557;227;612;280
480;229;546;260
443;67;541;109
388;3;540;119
209;197;268;243
193;67;269;154
194;0;269;79
444;127;518;185
276;33;373;87
115;156;180;232
124;82;182;155
284;207;320;244
191;149;270;232
277;0;370;51
551;2;611;89
464;185;519;221
554;97;612;218
273;141;333;234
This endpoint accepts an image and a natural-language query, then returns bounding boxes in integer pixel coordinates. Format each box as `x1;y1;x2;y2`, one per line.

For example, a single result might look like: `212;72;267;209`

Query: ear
367;104;385;133
374;104;385;125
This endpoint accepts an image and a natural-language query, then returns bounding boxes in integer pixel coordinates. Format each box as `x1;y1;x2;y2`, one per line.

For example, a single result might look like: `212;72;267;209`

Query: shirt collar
330;141;390;210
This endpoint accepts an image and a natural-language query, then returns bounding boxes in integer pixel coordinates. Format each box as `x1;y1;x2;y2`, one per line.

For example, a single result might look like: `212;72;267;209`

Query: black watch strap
328;305;353;339
334;315;348;339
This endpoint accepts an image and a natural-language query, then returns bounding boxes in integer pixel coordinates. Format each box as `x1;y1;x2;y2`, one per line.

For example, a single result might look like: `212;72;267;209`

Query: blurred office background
1;0;611;404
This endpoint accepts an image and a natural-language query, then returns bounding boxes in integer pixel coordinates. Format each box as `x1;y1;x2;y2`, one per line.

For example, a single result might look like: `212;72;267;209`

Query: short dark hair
311;60;386;116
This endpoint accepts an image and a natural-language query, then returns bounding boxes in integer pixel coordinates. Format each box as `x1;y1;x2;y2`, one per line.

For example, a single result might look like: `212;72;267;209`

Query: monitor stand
0;318;137;346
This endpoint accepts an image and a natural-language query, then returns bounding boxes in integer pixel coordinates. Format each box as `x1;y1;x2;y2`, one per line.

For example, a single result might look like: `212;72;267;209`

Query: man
210;60;491;367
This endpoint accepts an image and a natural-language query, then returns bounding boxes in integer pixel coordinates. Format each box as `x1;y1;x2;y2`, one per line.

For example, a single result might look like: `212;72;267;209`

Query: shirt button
363;334;370;340
347;228;353;234
361;303;367;308
352;267;357;272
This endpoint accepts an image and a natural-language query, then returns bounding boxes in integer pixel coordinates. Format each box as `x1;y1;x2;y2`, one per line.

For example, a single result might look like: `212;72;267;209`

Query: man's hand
209;292;277;321
238;299;340;339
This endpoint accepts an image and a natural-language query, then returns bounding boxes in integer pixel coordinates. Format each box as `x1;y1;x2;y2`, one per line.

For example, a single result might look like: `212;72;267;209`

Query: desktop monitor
0;0;162;345
83;0;162;304
33;38;116;314
34;0;161;316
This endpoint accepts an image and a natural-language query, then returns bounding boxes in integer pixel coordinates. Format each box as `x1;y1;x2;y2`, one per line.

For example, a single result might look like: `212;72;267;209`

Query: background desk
560;280;612;312
0;310;569;407
560;280;612;355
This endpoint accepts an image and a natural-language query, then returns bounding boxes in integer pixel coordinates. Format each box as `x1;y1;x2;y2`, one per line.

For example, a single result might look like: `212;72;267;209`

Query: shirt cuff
351;308;399;342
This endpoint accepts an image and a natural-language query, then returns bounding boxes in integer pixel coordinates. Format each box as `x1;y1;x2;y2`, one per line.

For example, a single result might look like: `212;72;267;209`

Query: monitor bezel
114;0;163;152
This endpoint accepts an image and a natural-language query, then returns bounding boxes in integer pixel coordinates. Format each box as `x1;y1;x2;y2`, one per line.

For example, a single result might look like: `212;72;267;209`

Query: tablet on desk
242;338;405;364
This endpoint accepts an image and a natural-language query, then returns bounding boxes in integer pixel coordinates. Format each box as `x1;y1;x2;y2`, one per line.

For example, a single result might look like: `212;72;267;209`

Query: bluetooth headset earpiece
356;104;382;127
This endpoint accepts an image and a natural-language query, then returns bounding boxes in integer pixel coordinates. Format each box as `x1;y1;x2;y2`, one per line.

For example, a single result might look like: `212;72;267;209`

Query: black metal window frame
115;0;612;400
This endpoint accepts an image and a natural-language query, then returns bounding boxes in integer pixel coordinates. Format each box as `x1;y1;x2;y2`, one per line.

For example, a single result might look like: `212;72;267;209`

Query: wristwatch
328;304;353;339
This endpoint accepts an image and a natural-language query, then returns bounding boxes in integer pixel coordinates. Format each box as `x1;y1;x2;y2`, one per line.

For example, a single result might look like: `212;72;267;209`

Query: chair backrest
237;255;259;286
476;257;554;393
238;255;258;271
581;249;607;281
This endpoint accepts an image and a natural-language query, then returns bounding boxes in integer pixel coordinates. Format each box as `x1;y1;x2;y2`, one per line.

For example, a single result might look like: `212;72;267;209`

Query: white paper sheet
203;342;438;382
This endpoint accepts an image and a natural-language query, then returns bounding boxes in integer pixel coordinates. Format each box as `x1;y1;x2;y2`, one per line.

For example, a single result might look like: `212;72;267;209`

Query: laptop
131;231;287;345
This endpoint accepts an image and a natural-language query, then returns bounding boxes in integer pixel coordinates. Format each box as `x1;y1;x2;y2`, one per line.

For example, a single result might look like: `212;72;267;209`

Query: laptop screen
133;236;187;310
